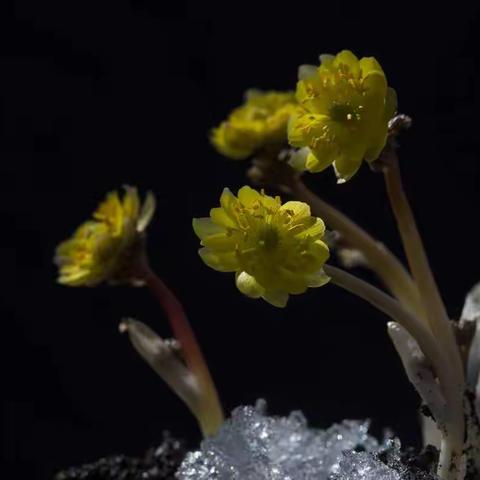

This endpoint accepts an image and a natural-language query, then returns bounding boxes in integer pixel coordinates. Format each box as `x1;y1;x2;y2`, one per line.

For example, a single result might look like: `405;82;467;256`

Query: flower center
258;224;280;250
329;103;358;123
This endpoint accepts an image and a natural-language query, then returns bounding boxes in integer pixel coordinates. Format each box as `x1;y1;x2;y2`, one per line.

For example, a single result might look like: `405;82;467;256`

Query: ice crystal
176;401;419;480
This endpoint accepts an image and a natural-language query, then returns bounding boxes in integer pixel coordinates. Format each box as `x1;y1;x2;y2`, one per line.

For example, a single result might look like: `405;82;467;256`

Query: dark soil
54;432;187;480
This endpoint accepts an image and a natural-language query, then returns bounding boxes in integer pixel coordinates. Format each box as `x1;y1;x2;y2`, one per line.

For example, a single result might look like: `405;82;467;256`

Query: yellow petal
275;268;309;294
210;207;237;229
220;187;239;212
362;71;387;99
279;201;311;221
359;57;384;77
332;139;365;183
94;191;122;225
364;124;388;162
262;289;289;308
199;247;239;272
307;268;330;288
287;113;307;147
259;190;281;212
310;240;331;263
296;218;326;239
235;271;264;298
58;268;97;286
74;220;106;240
333;156;362;183
237;185;262;207
334;50;360;75
201;233;236;251
306;150;335;173
210;124;253;160
192;218;226;240
288;113;329;146
296;74;331;113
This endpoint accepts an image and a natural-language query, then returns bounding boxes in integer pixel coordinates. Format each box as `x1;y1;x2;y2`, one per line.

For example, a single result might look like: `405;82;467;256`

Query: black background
2;2;480;478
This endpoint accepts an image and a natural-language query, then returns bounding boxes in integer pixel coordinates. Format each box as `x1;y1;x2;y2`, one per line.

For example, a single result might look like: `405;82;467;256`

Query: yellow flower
55;187;156;286
211;90;298;160
288;50;397;183
193;186;330;307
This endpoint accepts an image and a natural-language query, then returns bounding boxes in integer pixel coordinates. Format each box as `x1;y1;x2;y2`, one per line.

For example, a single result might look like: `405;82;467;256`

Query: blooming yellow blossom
193;186;330;307
55;187;156;286
288;50;397;182
211;90;298;160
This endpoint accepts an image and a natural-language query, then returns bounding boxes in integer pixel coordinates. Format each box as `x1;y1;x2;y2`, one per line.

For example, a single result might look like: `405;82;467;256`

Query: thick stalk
324;265;442;372
324;264;464;479
383;157;461;369
383;157;465;479
438;438;463;480
291;179;424;319
138;263;224;436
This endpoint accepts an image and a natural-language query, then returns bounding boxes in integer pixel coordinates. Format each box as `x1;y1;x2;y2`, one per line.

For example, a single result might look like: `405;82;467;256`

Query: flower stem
323;265;442;370
138;263;224;437
383;157;463;366
383;157;465;479
291;179;424;319
324;264;464;479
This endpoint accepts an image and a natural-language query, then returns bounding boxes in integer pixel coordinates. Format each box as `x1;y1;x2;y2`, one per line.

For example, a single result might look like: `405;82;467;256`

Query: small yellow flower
55;187;156;286
288;50;397;183
193;186;330;307
211;90;298;160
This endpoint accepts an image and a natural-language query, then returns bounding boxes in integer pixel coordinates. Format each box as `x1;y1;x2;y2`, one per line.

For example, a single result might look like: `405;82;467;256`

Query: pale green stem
383;157;461;368
291;179;425;320
383;157;465;479
324;265;445;377
325;264;465;479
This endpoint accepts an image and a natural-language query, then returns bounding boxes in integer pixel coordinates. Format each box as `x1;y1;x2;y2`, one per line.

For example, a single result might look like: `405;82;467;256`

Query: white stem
438;439;454;479
421;415;442;448
324;265;464;479
462;282;480;391
387;321;447;433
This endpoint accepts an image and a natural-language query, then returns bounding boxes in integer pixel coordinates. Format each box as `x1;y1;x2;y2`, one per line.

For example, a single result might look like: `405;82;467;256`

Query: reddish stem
141;265;207;376
137;262;224;435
